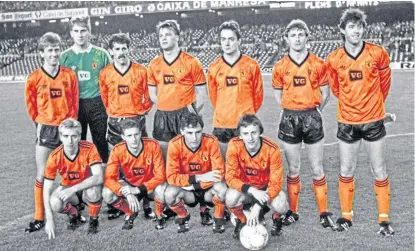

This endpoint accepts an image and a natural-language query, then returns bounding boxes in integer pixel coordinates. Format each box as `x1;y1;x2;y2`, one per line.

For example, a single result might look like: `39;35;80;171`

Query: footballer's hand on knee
126;194;140;212
45;221;55;240
120;186;139;196
247;204;261;226
197;170;222;183
58;187;77;202
384;113;396;124
249;188;269;205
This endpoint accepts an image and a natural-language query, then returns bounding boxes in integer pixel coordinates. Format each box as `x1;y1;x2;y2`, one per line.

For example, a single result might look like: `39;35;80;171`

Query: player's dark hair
219;20;241;40
119;118;144;135
284;19;310;37
38;32;61;52
339;8;367;41
69;16;91;32
108;33;131;49
59;118;82;135
156;20;180;36
237;114;264;135
179;113;204;130
339;8;367;29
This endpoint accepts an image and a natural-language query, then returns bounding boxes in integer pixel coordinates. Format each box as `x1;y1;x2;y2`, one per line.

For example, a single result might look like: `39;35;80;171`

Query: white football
239;224;269;250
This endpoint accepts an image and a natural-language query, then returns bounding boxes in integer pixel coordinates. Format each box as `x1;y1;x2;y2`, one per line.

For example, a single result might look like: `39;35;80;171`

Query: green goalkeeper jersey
60;44;112;99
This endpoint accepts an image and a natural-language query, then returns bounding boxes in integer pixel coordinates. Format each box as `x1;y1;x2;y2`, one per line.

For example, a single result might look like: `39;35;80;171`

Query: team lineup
23;7;396;246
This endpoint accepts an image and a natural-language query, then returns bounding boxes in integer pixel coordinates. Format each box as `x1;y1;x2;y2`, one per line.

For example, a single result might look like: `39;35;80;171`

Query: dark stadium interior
0;1;413;76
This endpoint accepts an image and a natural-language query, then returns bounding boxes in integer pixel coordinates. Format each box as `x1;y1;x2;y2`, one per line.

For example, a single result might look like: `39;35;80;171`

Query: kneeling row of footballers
41;113;340;240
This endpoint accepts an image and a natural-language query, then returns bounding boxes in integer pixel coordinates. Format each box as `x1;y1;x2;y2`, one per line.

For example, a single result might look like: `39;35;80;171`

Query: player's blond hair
69;16;91;32
219;20;241;40
156;20;180;36
284;19;310;37
237;114;264;135
59;118;82;135
108;33;131;49
37;32;61;52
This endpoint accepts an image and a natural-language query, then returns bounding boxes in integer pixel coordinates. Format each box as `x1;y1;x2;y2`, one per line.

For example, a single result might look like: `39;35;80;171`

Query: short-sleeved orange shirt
225;137;283;201
147;51;206;111
326;42;391;124
104;138;165;196
272;53;328;110
166;134;225;190
99;62;152;117
208;55;263;128
25;66;79;125
44;141;102;186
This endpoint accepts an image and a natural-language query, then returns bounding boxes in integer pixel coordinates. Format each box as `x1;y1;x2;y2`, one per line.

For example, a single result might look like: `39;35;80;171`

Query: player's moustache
118;55;126;59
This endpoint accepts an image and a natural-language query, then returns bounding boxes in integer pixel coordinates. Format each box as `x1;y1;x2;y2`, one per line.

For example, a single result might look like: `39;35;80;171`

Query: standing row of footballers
24;7;395;240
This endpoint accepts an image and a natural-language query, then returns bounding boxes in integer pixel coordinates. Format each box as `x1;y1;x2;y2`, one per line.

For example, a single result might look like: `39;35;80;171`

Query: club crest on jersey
132;167;145;176
226;76;238;86
261;162;267;168
92;62;97;70
62;81;69;88
293;76;306;86
189;163;202;172
240;69;246;76
245;167;258;176
163;74;175;84
146;159;152;165
349;70;363;81
68;171;80;180
118;85;129;95
41;84;47;90
132;78;137;85
203;156;208;162
50;88;62;98
177;68;184;75
365;60;373;68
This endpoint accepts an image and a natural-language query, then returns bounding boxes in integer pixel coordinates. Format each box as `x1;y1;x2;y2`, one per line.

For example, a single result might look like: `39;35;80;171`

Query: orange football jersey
326;42;391;124
44;141;102;186
25;66;79;126
104;138;165;196
272;53;328;110
147;51;206;111
225;137;283;200
99;62;152;117
166;134;225;190
208;55;263;128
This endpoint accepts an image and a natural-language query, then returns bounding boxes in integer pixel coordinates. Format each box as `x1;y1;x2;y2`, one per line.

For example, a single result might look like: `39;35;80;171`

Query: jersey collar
71;44;93;54
114;61;132;77
126;139;144;158
41;65;61;80
288;52;309;67
163;50;182;66
344;41;366;60
222;53;243;68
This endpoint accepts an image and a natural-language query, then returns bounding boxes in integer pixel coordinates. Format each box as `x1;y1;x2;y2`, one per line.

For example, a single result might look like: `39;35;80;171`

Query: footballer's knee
50;195;64;213
372;165;388;180
225;188;243;207
102;187;118;204
83;186;103;203
287;164;301;177
154;183;168;202
271;191;289;214
164;185;182;205
212;181;227;200
311;167;325;180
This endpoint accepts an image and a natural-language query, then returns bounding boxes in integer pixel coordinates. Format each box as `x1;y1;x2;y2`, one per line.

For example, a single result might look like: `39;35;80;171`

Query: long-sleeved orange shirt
99;62;152;117
225;137;283;201
44;141;102;186
326;42;391;124
104;138;165;196
166;134;225;190
208;55;263;128
25;66;78;126
272;53;328;110
147;51;206;111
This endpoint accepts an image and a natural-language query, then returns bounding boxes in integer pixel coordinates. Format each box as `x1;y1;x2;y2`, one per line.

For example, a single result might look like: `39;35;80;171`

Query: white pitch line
1;133;413;231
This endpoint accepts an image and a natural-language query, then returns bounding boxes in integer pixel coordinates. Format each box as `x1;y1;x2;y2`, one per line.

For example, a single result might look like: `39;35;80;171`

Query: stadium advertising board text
0;8;89;22
90;1;269;16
